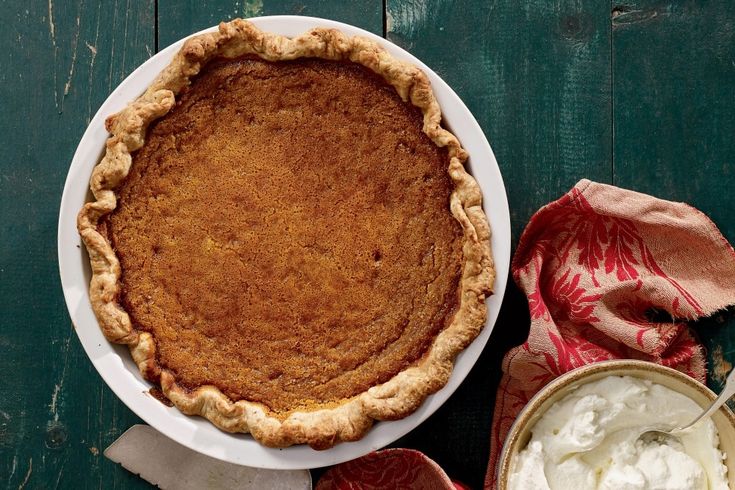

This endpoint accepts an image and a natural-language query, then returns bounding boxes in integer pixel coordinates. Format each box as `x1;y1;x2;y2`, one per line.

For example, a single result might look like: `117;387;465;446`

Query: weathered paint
610;0;735;406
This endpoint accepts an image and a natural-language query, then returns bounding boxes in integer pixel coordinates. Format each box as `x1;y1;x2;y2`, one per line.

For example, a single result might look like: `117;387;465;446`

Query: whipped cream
508;375;729;490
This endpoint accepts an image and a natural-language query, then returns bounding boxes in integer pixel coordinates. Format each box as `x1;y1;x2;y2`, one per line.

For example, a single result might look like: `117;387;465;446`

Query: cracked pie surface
77;19;494;449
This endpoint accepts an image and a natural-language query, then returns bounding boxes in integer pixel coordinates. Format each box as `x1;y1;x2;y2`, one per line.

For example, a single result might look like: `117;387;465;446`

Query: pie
78;19;494;449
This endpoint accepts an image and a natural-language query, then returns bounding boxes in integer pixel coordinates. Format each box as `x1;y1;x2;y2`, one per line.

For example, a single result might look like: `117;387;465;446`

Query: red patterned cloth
316;448;458;490
485;179;735;488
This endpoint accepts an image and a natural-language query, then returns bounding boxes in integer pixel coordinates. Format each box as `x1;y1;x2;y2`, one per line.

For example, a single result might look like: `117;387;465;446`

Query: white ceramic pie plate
58;15;511;470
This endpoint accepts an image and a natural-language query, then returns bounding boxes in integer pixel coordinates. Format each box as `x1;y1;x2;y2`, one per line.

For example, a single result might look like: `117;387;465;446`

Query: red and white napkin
485;179;735;487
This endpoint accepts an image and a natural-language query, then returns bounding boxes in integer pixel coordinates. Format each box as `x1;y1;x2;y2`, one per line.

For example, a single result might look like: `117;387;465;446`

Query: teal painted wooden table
2;1;734;488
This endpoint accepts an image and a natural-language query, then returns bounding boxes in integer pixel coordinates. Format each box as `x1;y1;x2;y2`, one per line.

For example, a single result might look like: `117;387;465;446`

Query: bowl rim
496;359;735;486
57;15;512;469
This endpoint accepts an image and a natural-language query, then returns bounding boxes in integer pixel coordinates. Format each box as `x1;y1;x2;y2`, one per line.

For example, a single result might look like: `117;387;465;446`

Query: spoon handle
680;367;735;432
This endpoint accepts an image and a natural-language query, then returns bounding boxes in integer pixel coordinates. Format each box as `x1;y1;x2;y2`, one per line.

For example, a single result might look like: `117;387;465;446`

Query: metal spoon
637;367;735;445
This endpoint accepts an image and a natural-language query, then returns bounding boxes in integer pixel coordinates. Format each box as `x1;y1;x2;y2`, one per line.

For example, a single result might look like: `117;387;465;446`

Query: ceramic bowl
496;360;735;488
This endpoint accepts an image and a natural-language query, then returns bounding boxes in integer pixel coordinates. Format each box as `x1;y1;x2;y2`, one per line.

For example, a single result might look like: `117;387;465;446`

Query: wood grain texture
0;1;154;488
385;1;612;487
610;1;735;395
612;0;735;238
157;0;383;48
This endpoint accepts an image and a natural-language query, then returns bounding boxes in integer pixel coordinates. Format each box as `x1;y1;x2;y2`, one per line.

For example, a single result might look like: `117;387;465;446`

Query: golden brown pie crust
78;19;495;449
104;56;465;414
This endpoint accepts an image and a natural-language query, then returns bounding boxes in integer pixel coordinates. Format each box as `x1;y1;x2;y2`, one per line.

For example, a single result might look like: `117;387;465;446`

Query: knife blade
104;425;312;489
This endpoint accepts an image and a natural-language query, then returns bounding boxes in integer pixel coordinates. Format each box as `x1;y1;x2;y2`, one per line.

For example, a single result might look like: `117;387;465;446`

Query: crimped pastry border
77;18;495;449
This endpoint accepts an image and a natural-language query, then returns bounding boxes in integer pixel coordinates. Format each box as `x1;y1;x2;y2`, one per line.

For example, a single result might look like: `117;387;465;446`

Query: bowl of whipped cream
497;360;735;490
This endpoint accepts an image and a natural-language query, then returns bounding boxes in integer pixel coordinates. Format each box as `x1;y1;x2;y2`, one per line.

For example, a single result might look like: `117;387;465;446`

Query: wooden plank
610;1;735;392
157;0;384;49
0;1;154;488
385;1;612;487
156;3;382;485
388;0;612;244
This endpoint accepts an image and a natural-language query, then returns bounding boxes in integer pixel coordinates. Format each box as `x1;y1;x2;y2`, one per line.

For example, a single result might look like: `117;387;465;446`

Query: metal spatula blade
104;425;312;490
